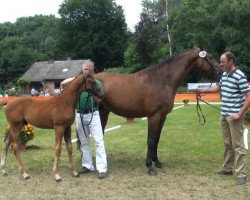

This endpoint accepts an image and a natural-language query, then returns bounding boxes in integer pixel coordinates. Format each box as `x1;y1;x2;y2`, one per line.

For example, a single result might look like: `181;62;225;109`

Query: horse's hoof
55;174;62;182
1;170;7;176
147;168;157;176
72;170;80;178
22;172;30;180
155;161;163;168
55;178;62;182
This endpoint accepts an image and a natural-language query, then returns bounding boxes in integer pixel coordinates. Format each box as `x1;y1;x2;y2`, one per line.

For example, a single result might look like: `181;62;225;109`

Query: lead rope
196;93;206;125
196;92;250;127
79;95;94;137
196;92;221;125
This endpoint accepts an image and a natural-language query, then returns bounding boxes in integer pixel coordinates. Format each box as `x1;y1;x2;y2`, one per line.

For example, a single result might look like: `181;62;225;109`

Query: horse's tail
0;102;8;109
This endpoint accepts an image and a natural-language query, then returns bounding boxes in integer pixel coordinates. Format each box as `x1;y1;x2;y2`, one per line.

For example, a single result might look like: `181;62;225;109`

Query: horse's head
84;74;104;100
194;47;222;79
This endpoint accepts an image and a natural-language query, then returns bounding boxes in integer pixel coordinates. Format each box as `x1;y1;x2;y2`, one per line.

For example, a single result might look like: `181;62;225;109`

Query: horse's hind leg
146;114;166;176
11;127;30;179
64;127;79;178
1;131;12;175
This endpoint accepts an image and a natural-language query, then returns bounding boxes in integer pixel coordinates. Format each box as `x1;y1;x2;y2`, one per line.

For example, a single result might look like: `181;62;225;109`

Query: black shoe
236;176;247;185
78;166;92;174
98;172;108;179
215;169;233;176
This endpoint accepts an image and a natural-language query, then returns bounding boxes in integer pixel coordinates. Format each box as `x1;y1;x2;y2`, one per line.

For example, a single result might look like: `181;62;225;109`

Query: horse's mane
60;74;82;94
162;48;193;63
139;48;194;74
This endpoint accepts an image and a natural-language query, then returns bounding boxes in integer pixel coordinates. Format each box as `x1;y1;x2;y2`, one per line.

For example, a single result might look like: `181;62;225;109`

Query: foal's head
84;74;104;99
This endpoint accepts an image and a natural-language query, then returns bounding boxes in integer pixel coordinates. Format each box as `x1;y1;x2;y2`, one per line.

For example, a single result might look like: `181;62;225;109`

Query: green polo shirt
76;79;103;112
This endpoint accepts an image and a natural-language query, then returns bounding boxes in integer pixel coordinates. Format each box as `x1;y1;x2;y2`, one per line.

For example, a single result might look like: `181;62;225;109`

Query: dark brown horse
95;47;220;176
0;74;103;181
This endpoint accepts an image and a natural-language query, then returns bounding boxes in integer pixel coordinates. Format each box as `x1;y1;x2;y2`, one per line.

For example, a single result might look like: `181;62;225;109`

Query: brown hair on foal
0;74;103;181
95;47;221;176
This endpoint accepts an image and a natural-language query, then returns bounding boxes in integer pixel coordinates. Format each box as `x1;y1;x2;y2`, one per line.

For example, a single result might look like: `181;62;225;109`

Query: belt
77;109;98;114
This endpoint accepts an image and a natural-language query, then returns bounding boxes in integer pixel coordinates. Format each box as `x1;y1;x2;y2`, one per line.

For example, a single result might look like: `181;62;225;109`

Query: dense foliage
57;0;128;72
0;15;59;86
0;0;249;89
130;0;249;81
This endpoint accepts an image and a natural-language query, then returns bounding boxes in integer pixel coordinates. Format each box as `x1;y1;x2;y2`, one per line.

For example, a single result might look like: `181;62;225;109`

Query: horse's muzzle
97;90;104;100
89;89;104;101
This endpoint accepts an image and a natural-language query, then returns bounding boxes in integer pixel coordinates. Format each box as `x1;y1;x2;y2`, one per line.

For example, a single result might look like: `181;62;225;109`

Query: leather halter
198;50;220;77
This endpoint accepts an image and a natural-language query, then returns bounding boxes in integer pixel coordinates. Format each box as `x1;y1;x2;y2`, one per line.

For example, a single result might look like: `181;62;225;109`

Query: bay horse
0;74;103;181
94;47;221;176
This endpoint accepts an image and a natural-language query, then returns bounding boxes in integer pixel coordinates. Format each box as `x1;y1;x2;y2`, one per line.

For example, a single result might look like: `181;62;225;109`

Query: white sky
0;0;142;31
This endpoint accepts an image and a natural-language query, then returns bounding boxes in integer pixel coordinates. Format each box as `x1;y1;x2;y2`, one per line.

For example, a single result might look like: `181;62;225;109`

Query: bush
246;110;250;119
17;79;30;87
104;67;137;74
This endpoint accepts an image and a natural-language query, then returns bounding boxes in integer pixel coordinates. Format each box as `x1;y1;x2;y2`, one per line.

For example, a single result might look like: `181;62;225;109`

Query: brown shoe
98;172;108;179
215;169;233;176
236;176;246;185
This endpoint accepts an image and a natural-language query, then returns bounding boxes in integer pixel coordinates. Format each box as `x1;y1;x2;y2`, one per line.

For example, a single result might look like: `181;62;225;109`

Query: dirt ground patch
0;166;248;200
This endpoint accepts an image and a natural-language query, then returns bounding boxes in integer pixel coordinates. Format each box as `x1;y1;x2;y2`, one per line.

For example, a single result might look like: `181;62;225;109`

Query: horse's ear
197;44;204;51
85;74;91;78
82;74;89;79
84;74;95;82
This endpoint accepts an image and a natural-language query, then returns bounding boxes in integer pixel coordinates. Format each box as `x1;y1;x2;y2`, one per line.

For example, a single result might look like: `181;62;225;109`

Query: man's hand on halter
60;77;75;90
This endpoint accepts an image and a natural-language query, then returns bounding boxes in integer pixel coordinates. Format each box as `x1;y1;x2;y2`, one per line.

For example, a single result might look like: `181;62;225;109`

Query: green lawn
0;104;249;200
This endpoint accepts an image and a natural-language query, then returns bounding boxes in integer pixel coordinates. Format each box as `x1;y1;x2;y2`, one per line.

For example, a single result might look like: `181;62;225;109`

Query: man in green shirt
61;59;108;179
76;80;103;114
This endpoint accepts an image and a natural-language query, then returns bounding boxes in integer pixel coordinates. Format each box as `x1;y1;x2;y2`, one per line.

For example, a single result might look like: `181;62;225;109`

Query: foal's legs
53;126;64;181
146;113;166;176
11;125;30;179
1;131;12;175
63;127;79;178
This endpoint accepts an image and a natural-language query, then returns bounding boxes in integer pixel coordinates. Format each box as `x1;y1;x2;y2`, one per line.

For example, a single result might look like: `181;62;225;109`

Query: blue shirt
219;68;250;116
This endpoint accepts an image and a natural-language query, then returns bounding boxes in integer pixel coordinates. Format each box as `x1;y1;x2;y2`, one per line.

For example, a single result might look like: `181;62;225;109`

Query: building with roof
21;59;84;94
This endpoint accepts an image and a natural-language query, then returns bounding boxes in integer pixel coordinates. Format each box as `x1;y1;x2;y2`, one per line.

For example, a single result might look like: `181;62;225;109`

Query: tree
14;15;60;59
213;0;250;78
133;0;170;68
57;0;128;71
169;0;219;53
123;42;140;71
0;15;60;85
17;78;30;94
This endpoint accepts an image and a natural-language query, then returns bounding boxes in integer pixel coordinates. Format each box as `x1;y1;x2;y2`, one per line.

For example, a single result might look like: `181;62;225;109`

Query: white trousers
76;111;107;173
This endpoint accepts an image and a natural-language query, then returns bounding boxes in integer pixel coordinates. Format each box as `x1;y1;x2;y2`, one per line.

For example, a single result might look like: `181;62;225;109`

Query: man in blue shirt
196;52;250;185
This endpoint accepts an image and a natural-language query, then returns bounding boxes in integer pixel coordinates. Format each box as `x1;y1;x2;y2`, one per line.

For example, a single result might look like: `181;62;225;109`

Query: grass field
0;104;249;199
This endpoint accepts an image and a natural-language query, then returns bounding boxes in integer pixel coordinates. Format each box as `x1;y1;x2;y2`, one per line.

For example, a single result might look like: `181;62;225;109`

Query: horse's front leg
53;126;64;182
64;126;79;178
147;114;166;176
99;105;110;134
1;131;12;175
152;114;166;169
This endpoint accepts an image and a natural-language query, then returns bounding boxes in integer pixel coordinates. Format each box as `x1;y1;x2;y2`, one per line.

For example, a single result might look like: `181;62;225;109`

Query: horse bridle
195;51;221;125
198;50;220;77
